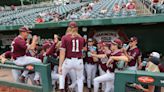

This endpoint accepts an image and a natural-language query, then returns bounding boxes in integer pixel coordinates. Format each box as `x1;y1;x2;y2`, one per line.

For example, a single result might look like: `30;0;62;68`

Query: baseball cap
68;21;78;28
111;38;123;46
150;52;160;59
148;57;160;65
129;36;138;42
19;26;32;33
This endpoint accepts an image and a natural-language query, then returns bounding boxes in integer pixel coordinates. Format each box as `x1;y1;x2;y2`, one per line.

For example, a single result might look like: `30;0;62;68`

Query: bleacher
0;0;163;26
140;0;164;13
0;2;88;26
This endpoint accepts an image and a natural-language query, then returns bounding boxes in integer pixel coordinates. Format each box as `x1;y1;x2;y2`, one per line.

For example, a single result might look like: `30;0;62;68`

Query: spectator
121;2;127;9
100;7;108;14
69;12;78;20
11;5;17;11
53;12;60;22
80;9;90;19
126;1;136;11
0;6;4;12
35;15;45;23
113;3;121;13
88;5;93;12
151;0;159;5
44;13;53;22
135;52;161;92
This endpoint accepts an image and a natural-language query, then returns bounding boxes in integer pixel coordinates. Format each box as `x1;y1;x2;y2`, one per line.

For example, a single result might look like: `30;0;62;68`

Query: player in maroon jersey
124;37;141;70
58;21;85;92
84;38;98;92
90;38;129;92
11;26;42;85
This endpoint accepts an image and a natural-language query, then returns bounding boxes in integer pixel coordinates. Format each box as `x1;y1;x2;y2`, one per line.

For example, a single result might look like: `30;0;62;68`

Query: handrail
142;0;157;14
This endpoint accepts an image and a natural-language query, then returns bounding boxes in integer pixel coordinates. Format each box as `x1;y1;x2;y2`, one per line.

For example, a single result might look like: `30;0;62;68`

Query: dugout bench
0;56;58;92
114;70;164;92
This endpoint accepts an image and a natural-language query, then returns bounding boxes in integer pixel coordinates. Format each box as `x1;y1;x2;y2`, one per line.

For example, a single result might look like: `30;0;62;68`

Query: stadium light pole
20;0;24;7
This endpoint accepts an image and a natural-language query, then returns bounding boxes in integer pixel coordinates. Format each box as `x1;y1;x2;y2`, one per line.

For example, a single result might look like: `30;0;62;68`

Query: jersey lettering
72;39;79;52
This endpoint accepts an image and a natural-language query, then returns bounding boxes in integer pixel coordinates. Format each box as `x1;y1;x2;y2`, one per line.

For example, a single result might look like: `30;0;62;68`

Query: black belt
67;57;82;59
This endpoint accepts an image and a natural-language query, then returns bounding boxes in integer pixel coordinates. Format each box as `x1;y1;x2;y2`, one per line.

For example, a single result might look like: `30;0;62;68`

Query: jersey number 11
72;39;79;52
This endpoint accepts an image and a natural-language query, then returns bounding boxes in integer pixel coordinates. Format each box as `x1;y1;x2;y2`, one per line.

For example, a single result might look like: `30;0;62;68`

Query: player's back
61;34;85;58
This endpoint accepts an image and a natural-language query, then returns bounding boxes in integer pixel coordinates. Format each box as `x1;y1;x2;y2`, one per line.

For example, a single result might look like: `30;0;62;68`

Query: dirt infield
0;68;32;92
0;86;32;92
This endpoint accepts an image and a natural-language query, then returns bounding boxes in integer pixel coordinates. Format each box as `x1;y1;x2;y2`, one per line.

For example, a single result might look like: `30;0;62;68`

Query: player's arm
59;49;65;67
46;42;56;56
123;48;133;61
28;35;38;50
110;55;129;62
58;36;66;74
106;54;129;66
135;85;155;92
0;51;10;64
90;53;107;58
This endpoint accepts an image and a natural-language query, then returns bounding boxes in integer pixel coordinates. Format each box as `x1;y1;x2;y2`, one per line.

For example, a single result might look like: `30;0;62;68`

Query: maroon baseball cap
19;26;32;33
111;38;123;46
68;21;78;28
130;36;138;42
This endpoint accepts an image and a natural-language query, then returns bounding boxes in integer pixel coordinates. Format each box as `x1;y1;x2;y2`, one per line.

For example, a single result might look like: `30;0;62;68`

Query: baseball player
11;26;42;85
123;37;141;70
39;34;61;88
91;38;129;92
97;42;111;91
84;38;98;92
58;21;85;92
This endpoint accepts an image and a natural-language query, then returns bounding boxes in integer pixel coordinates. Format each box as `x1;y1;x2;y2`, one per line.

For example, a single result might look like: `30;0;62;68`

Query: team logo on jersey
138;76;154;84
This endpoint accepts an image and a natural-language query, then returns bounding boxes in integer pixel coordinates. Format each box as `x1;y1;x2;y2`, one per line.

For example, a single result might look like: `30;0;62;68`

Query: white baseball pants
59;58;84;92
94;70;114;92
98;65;106;91
13;56;42;80
85;63;97;88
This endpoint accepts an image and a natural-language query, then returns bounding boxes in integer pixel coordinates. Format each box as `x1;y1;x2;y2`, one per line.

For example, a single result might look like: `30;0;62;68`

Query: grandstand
0;0;164;92
0;0;163;26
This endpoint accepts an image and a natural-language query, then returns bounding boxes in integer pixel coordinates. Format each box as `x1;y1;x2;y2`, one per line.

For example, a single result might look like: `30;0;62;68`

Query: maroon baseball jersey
100;50;122;72
127;47;140;66
11;35;27;60
61;34;85;58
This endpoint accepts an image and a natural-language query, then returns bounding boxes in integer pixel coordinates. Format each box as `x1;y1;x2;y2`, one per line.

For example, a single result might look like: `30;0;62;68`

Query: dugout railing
0;56;54;92
115;70;164;92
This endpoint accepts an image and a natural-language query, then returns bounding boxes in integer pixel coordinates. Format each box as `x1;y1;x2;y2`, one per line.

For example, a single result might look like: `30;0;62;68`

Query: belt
67;57;82;59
